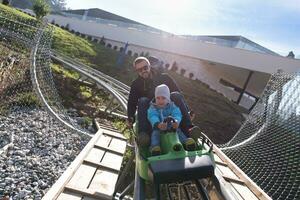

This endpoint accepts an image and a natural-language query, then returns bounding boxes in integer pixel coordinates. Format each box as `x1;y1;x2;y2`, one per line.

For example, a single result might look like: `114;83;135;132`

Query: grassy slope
1;5;247;143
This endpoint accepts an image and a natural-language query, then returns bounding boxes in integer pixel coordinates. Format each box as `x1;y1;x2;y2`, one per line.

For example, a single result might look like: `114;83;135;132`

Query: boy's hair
133;57;150;67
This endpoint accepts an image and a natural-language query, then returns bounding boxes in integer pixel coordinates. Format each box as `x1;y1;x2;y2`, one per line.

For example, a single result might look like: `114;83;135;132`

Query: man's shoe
151;146;161;156
188;126;202;141
137;132;150;147
184;138;196;151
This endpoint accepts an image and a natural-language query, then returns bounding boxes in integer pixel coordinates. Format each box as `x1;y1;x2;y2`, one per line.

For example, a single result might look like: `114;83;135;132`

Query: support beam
237;71;254;104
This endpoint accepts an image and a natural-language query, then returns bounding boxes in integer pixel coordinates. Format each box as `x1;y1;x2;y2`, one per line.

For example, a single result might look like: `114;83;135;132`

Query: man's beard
141;72;150;78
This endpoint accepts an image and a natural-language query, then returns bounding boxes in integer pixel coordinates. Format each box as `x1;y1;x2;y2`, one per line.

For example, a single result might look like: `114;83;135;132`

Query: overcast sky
65;0;300;58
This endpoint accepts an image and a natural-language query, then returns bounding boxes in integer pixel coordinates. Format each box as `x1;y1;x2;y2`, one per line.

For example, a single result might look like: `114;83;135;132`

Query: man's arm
163;73;180;93
171;104;182;124
127;82;139;123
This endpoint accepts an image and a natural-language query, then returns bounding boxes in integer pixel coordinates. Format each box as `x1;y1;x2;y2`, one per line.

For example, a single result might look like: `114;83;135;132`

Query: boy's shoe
151;146;161;156
184;138;196;151
173;143;182;151
188;126;202;141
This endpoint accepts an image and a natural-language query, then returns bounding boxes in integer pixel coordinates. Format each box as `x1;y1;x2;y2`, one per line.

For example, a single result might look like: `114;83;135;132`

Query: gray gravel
0;108;90;199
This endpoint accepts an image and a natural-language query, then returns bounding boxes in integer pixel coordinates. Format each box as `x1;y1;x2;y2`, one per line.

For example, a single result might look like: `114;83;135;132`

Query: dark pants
137;92;192;134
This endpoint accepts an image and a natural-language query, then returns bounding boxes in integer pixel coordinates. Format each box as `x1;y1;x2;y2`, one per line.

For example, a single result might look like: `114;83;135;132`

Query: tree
180;68;186;76
33;0;50;20
189;72;194;79
171;61;178;72
2;0;9;5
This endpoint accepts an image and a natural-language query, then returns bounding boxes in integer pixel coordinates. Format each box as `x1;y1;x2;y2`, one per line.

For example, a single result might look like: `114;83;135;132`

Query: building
23;8;300;110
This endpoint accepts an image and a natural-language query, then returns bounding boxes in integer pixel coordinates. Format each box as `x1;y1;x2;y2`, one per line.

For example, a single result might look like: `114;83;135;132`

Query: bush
16;92;40;107
33;0;50;20
180;68;186;76
189;72;194;79
81;117;93;128
171;61;178;72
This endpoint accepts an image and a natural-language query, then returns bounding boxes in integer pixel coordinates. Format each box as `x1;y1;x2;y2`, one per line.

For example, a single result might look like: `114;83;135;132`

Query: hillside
0;4;247;144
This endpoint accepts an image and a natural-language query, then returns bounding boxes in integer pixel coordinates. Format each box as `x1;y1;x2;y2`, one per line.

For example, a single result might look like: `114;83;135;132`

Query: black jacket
127;72;180;122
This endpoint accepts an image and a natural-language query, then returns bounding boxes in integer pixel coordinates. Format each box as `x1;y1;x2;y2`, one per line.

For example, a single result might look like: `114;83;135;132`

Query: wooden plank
43;131;103;200
94;144;124;156
214;153;227;166
56;190;82;200
213;146;272;200
109;138;127;153
103;129;127;141
96;135;112;147
83;159;120;173
215;160;228;166
223;175;245;185
64;185;111;200
88;169;119;196
231;182;259;200
217;164;240;180
101;152;124;170
67;163;97;189
85;148;105;163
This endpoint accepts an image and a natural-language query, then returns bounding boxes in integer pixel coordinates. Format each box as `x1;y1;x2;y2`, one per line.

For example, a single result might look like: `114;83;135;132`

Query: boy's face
155;96;167;107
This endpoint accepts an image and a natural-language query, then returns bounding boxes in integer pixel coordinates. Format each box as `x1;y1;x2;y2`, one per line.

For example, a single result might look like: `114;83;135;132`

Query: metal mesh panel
0;8;90;199
220;71;300;200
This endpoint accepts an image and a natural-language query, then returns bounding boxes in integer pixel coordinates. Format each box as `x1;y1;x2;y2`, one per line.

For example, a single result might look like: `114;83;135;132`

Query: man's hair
133;57;150;67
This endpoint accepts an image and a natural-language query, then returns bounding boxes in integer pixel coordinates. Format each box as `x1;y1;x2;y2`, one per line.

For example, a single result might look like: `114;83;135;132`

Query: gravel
0;108;90;199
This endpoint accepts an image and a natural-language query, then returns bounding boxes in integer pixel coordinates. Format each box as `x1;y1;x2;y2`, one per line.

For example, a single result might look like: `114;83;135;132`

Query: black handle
162;116;177;132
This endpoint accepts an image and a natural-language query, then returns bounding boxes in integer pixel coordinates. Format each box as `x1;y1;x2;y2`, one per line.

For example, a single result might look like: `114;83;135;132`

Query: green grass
51;63;80;79
0;4;35;21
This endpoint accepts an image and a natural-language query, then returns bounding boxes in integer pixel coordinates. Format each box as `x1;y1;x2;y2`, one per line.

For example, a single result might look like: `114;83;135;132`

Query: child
147;84;196;155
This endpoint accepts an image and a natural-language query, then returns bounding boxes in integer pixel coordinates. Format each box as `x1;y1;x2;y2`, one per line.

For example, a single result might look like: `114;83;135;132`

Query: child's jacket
147;101;182;128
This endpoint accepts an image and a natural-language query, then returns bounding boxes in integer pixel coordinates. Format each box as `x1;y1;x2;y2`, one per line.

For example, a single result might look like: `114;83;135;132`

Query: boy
147;84;196;155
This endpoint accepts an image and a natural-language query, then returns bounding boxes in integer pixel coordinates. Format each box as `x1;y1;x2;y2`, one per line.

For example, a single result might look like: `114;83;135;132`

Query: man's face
135;60;151;79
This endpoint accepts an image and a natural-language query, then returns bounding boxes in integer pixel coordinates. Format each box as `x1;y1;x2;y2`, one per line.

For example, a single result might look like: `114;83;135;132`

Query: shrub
180;68;186;76
171;61;178;72
33;0;50;20
189;72;194;79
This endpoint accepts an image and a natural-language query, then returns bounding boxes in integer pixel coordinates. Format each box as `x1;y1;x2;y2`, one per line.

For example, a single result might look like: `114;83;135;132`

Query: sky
65;0;300;58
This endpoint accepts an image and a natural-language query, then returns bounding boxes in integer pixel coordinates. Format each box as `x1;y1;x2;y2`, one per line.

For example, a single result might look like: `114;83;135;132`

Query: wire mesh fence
0;7;91;199
220;71;300;200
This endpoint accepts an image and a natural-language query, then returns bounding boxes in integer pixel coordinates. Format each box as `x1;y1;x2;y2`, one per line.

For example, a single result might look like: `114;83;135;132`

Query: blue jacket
147;101;182;128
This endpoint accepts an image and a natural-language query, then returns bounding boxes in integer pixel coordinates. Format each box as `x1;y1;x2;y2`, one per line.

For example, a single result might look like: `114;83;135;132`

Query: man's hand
126;118;133;129
172;122;179;129
157;122;167;130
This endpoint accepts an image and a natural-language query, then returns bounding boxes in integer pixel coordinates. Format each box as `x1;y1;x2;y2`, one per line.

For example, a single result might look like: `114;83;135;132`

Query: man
127;57;196;146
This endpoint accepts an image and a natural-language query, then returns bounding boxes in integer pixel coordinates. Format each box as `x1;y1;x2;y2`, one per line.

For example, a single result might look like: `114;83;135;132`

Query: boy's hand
172;122;179;129
158;122;167;130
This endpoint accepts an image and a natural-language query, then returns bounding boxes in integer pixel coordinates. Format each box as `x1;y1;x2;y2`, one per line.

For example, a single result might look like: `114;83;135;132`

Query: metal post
236;71;254;104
